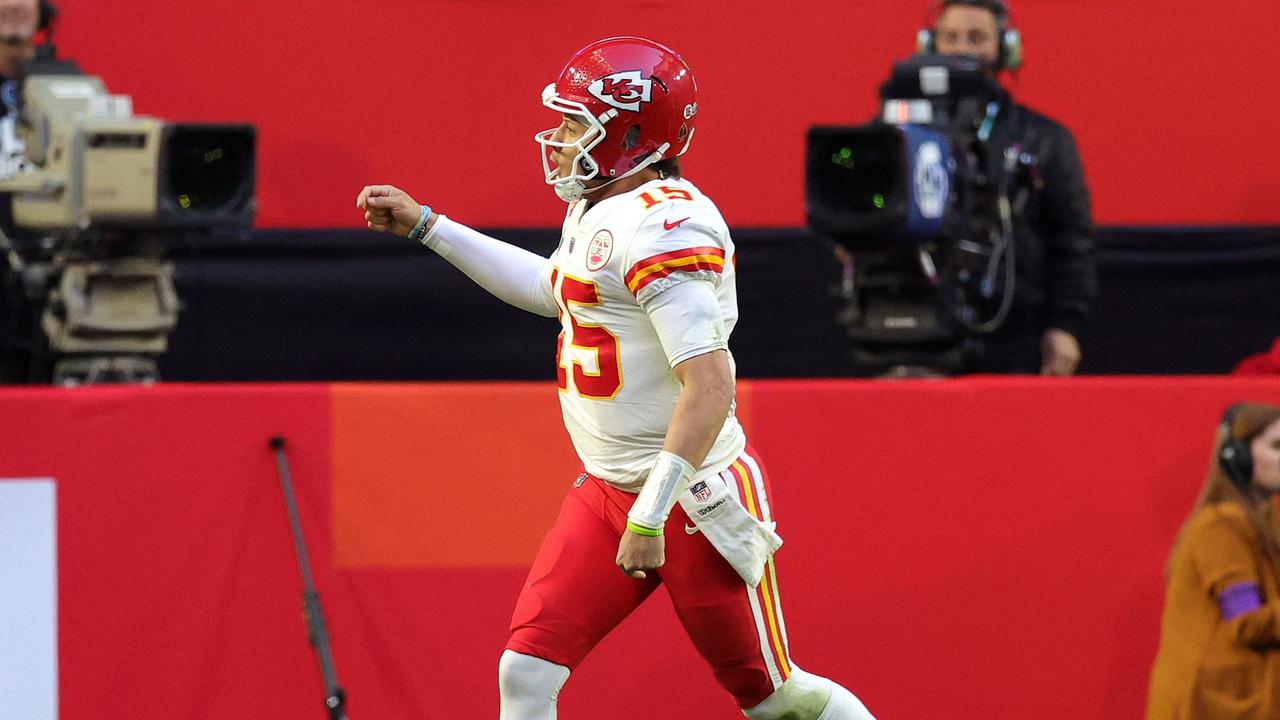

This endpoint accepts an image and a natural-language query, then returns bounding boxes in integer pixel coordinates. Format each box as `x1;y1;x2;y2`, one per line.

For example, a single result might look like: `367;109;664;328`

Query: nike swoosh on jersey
663;217;690;231
684;523;700;535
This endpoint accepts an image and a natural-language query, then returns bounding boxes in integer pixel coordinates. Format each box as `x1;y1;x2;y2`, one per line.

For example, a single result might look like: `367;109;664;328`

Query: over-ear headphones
38;1;56;30
1219;404;1255;491
28;0;58;59
916;0;1023;71
38;1;58;32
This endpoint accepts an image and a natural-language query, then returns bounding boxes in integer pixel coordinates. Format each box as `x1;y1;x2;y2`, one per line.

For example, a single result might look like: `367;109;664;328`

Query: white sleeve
623;208;729;307
643;278;728;368
423;215;558;318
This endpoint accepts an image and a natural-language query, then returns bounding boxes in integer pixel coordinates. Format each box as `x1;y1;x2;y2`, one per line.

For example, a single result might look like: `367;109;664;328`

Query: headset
38;1;57;31
1219;404;1255;491
29;0;59;60
36;0;58;39
916;0;1023;71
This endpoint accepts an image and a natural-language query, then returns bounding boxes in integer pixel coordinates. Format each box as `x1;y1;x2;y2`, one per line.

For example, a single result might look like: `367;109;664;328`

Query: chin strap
555;174;627;203
552;145;670;204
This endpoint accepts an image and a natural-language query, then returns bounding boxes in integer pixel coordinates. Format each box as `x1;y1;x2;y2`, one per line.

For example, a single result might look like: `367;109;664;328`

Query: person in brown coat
1146;402;1280;719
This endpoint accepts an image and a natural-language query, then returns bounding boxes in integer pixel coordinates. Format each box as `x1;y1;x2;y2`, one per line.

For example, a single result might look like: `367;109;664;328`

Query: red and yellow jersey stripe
624;246;726;295
727;457;792;685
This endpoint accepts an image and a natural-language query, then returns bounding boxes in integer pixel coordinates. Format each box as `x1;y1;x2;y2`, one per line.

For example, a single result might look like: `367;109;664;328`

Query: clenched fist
356;185;428;237
616;531;665;580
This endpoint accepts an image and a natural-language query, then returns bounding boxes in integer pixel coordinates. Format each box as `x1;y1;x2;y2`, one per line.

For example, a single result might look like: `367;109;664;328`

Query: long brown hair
1166;403;1280;579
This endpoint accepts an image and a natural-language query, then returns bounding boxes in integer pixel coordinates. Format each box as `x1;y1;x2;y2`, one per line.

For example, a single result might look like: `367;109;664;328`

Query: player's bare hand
356;184;422;237
616;531;664;579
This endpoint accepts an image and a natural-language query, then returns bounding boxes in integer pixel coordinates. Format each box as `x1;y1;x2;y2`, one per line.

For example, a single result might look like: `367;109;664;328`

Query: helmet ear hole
622;125;641;150
580;155;596;172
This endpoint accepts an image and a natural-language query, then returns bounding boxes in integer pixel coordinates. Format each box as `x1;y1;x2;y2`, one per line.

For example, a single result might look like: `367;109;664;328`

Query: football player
357;36;876;720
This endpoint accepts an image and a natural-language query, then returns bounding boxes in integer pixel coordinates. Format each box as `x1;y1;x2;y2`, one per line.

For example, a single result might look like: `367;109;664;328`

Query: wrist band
422;213;447;251
628;450;695;530
626;520;662;537
407;204;433;244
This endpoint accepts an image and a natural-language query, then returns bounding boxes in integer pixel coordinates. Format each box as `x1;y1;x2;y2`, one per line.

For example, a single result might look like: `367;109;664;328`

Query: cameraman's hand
1041;328;1082;376
356;185;424;237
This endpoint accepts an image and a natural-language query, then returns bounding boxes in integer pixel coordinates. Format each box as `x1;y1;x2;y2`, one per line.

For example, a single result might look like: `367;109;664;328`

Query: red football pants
507;449;793;709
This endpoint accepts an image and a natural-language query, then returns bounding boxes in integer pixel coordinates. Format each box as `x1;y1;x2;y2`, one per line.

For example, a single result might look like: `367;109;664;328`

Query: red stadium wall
4;377;1280;719
50;0;1280;229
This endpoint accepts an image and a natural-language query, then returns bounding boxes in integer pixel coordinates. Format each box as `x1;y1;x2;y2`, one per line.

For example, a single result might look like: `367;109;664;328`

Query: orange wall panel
330;382;581;567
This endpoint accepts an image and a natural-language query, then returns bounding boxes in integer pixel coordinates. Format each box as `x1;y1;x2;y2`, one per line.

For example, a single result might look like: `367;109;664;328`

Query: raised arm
356;185;557;317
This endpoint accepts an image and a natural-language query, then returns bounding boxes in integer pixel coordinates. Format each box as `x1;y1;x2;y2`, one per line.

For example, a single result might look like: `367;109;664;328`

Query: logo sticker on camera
913;141;948;220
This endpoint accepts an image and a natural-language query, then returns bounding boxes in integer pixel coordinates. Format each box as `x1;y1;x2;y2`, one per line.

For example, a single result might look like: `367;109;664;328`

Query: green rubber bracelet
626;520;662;537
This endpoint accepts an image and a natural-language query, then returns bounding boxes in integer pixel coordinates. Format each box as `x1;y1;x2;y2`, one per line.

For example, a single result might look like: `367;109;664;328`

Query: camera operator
0;0;47;177
0;2;250;386
0;0;50;382
0;0;41;78
928;0;1097;375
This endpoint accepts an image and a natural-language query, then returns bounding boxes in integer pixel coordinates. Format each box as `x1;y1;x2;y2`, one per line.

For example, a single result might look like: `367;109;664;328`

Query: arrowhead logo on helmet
588;71;654;112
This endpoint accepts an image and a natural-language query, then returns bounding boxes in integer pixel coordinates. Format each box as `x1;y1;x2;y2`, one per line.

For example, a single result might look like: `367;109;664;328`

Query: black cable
268;436;350;720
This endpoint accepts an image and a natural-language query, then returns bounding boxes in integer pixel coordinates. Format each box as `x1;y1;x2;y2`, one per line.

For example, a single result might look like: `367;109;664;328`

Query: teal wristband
626;520;662;537
407;204;433;243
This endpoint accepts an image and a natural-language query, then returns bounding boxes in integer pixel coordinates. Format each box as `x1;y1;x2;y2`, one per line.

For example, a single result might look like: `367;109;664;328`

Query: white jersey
546;177;747;491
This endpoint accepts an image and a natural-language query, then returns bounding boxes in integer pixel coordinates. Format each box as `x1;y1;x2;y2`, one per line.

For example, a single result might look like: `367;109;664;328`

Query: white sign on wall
0;478;57;720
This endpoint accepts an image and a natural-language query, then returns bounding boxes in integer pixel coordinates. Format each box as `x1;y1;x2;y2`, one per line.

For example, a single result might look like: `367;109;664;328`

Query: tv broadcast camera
806;54;1038;375
0;58;255;385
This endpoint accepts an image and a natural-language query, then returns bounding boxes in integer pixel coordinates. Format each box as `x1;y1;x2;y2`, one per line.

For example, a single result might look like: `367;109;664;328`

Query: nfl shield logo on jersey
691;481;712;503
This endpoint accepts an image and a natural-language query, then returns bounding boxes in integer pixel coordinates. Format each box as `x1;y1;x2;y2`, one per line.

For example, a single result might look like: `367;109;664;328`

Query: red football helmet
535;37;699;202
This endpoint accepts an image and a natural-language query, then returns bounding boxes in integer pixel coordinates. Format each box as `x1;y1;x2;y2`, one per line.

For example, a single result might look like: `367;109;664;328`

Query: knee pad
742;669;875;720
498;650;570;720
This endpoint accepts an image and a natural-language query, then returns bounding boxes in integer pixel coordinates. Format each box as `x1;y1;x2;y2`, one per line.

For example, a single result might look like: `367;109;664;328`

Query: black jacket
984;94;1098;341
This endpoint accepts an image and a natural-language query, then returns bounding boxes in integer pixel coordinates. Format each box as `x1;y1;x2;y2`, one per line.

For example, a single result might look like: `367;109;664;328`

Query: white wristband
422;213;448;252
628;451;695;531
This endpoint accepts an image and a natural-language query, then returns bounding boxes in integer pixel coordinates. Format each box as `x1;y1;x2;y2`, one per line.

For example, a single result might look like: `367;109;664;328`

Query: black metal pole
269;436;349;720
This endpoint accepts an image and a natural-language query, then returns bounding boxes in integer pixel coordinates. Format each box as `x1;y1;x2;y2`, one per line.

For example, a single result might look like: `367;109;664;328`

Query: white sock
497;650;571;720
817;681;875;720
743;669;876;720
